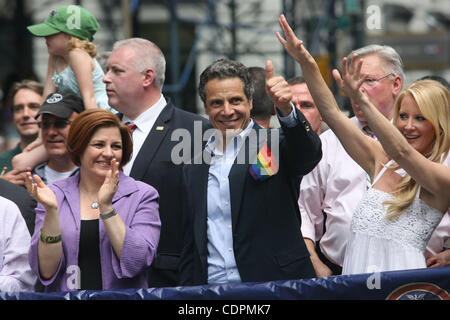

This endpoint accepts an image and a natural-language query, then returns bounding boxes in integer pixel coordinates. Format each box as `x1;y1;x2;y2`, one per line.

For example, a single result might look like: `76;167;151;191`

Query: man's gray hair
113;38;166;89
348;44;406;87
198;58;254;103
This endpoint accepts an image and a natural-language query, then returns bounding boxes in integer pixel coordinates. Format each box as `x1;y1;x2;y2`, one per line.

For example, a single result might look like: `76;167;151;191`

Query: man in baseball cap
36;92;84;120
32;92;84;185
27;5;99;41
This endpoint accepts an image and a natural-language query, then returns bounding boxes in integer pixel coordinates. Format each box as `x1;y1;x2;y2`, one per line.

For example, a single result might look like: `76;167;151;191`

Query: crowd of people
0;6;449;293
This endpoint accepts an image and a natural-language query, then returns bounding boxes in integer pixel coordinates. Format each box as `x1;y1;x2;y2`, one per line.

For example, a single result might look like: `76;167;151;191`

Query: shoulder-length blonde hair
384;79;450;219
68;37;97;57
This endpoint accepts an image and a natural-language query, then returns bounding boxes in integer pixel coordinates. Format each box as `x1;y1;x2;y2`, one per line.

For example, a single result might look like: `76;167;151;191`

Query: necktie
126;122;137;132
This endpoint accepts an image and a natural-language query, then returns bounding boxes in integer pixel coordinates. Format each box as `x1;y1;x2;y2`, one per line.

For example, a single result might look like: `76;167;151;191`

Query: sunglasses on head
37;119;71;130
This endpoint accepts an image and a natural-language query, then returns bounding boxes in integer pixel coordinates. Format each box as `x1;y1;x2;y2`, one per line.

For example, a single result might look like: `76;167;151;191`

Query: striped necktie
126;122;137;132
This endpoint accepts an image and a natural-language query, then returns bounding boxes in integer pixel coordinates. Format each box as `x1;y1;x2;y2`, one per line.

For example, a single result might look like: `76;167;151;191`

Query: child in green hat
28;5;114;113
15;5;115;173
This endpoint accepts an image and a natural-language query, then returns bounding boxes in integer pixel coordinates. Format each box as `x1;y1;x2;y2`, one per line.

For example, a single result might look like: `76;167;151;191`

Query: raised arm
12;143;48;171
69;49;98;109
265;60;322;176
42;54;57;102
25;173;62;280
276;14;383;178
336;55;450;207
97;159;126;259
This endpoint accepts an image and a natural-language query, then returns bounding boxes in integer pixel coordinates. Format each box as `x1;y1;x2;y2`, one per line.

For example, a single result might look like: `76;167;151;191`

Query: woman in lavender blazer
26;109;160;292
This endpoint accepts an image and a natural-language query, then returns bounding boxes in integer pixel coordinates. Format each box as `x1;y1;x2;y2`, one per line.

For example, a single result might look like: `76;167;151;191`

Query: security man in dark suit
103;38;209;287
179;59;321;285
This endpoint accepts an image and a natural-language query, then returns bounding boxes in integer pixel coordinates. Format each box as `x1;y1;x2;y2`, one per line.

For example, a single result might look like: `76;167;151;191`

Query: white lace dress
342;163;443;275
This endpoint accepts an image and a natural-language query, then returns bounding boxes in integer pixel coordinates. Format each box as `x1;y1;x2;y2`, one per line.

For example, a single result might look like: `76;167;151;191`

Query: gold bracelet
40;229;62;244
100;207;117;220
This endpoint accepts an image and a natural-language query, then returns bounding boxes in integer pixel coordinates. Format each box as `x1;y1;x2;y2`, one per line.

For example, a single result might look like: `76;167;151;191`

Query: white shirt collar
122;95;167;136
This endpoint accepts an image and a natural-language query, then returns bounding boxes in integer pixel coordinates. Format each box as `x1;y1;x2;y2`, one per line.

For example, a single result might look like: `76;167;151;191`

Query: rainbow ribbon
249;143;279;181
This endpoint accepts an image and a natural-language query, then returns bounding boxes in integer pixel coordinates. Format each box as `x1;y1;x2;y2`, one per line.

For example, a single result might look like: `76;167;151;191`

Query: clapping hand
97;158;120;208
25;172;58;211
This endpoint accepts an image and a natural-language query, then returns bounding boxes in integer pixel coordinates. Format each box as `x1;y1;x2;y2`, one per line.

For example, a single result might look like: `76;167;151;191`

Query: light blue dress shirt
206;104;297;284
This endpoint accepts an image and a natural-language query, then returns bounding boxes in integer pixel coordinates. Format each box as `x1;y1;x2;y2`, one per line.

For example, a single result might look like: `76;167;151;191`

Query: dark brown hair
8;79;44;109
67;109;133;167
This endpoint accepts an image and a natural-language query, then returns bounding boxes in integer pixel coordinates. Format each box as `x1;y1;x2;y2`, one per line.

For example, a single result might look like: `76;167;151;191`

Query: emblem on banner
386;282;450;300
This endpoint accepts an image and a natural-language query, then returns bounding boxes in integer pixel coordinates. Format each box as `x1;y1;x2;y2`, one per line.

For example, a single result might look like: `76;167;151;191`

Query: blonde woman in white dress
276;14;450;274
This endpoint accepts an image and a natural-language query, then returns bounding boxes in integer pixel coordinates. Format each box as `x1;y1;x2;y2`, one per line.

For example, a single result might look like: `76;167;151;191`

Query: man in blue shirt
179;59;322;285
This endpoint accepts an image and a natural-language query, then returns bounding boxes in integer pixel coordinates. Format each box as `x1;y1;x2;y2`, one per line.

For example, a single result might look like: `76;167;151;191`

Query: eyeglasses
37;119;71;130
362;74;393;87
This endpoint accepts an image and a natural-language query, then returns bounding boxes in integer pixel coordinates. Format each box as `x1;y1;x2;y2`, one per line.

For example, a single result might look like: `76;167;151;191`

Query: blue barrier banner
1;266;449;300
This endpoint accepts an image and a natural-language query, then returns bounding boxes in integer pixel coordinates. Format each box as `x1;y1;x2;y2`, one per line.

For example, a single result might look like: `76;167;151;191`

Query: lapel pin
156;126;164;131
302;120;310;132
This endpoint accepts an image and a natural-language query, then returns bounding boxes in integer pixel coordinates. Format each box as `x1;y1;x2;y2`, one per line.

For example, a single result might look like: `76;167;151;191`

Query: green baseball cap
27;5;99;41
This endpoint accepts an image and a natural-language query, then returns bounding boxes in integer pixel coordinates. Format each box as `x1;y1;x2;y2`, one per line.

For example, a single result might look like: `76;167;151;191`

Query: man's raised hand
265;60;292;117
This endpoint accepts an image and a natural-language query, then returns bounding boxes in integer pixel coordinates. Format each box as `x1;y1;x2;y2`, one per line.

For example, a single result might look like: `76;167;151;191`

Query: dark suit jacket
179;108;322;285
121;99;210;287
0;178;37;235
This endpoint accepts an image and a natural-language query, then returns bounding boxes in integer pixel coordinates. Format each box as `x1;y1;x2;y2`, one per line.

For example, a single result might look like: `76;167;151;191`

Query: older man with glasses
298;44;405;277
32;92;83;184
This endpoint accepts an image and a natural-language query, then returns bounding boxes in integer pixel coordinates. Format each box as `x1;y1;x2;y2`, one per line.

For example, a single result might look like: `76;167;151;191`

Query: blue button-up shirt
206;105;297;284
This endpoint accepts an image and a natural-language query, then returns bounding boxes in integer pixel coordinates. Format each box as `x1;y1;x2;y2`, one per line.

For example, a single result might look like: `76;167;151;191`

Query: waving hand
332;55;369;105
276;14;313;64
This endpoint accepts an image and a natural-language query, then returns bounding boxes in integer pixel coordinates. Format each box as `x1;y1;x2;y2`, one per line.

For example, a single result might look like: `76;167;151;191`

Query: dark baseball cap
36;92;84;120
27;5;100;41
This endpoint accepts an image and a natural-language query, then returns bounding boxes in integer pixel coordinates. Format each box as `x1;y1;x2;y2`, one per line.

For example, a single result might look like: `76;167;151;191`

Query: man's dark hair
287;76;306;86
198;58;254;103
8;79;44;109
248;67;274;120
417;75;449;90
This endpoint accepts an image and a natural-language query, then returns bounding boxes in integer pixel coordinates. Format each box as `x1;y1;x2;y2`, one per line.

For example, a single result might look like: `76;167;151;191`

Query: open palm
97;158;120;207
25;172;58;210
276;14;311;64
332;55;368;104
